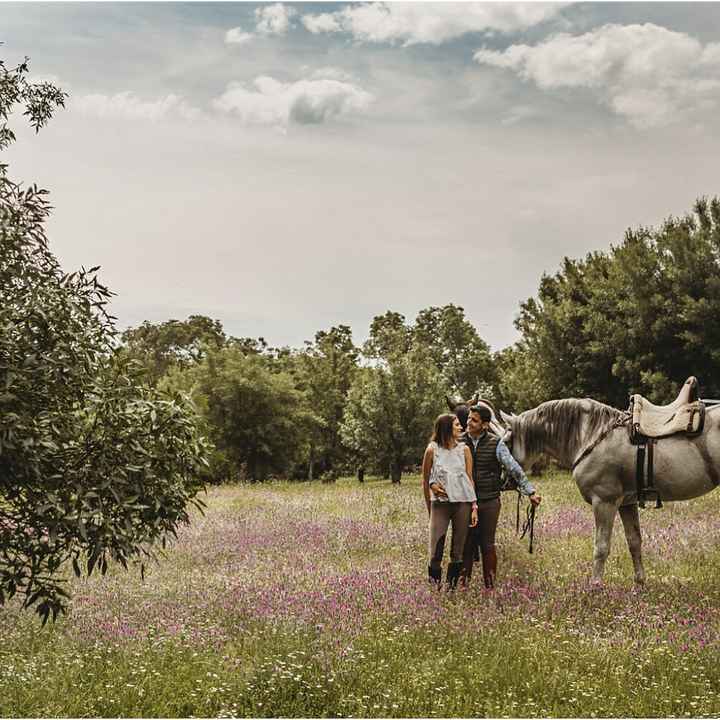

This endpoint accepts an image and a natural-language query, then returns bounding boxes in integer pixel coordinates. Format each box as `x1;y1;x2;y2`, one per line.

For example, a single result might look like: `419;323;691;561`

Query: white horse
500;392;720;584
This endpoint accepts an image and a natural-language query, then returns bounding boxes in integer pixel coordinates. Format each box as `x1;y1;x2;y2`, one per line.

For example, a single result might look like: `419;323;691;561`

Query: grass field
2;470;720;717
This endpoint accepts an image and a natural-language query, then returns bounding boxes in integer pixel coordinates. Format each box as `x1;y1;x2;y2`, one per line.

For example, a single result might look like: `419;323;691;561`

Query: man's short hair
470;404;492;422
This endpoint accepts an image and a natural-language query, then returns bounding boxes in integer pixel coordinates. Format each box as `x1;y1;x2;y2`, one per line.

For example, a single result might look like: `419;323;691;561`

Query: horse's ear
445;395;455;412
500;410;514;425
470;394;479;406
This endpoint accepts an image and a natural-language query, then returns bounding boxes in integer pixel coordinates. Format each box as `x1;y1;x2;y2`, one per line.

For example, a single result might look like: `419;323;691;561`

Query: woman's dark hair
431;413;456;449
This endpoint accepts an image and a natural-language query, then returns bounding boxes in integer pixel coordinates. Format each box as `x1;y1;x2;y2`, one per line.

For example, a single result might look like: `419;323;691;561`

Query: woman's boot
446;561;463;590
428;563;442;588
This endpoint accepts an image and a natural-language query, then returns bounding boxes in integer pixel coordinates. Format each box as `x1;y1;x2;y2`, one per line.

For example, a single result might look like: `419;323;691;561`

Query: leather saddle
629;376;705;441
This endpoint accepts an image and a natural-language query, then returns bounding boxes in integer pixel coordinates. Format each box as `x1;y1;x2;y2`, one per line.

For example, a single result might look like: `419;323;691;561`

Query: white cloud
225;26;254;45
474;23;720;128
212;76;374;129
255;3;296;36
73;92;201;122
301;2;566;45
302;12;343;35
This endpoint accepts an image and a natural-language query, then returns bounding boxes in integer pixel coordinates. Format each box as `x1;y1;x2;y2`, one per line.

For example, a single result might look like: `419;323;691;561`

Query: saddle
629;376;705;440
628;376;706;508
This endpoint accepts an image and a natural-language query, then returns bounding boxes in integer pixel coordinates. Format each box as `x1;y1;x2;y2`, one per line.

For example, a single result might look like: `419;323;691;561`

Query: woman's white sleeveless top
428;442;476;503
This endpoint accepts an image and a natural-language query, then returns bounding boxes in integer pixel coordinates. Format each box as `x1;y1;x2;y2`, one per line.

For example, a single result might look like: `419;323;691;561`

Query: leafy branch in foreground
0;55;211;623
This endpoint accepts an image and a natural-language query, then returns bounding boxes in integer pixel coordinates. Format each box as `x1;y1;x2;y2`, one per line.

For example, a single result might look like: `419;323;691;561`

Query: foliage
0;57;210;623
493;343;550;412
363;310;412;360
120;315;227;385
296;325;359;480
512;197;720;407
161;346;320;482
414;303;497;400
342;346;444;483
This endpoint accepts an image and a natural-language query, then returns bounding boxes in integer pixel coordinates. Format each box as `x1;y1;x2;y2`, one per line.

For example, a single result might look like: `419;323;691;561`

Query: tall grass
1;470;720;717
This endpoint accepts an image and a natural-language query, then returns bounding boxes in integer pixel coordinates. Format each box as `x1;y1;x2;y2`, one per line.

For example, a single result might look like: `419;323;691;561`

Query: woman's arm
464;446;478;527
422;444;434;516
463;446;475;493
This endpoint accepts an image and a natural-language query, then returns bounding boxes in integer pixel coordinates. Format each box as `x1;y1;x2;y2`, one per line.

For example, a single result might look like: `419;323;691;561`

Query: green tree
515;197;720;407
493;343;550;412
120;315;227;385
0;58;210;622
414;304;497;399
363;311;412;360
341;345;443;484
515;252;619;403
162;346;320;482
297;326;358;481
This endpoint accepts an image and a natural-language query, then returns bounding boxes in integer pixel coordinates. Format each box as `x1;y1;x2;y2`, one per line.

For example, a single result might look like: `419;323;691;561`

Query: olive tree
0;57;210;622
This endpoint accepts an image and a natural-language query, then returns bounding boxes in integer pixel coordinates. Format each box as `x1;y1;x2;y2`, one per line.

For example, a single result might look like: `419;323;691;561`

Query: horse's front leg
618;503;645;585
591;497;618;584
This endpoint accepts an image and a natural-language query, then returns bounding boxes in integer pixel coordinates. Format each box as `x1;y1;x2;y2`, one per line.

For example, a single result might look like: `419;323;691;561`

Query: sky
3;1;720;350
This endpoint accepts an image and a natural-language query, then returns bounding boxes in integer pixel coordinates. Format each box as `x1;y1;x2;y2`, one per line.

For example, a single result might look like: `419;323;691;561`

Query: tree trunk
357;466;365;483
390;461;402;484
308;448;315;481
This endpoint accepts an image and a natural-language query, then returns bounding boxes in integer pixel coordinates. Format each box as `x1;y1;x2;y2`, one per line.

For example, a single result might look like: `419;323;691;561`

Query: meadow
2;470;720;717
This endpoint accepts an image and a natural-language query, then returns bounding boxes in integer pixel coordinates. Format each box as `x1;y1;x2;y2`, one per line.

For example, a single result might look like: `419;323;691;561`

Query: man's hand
470;508;478;527
429;482;448;500
529;493;542;507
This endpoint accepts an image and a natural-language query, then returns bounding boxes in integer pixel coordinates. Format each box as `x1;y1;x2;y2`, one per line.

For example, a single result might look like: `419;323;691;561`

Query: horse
499;393;720;584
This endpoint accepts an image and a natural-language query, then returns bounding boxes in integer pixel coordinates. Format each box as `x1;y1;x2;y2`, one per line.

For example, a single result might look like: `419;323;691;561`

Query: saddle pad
633;398;704;438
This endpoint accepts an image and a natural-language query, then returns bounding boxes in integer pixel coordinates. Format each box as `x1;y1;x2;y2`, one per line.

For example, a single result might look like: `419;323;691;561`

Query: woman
422;413;478;589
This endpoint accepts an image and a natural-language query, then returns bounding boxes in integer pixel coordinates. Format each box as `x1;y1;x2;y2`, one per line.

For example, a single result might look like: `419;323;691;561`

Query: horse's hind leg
591;498;618;584
619;503;645;585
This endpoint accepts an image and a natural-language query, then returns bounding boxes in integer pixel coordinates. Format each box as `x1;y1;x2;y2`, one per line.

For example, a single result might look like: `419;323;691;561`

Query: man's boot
446;561;463;590
428;563;442;588
480;547;497;589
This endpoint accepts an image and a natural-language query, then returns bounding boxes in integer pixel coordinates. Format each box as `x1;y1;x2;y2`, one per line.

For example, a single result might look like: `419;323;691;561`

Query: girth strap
636;437;662;509
635;443;646;506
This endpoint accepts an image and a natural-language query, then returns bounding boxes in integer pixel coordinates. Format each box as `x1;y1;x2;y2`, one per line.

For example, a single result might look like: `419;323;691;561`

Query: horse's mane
518;398;626;461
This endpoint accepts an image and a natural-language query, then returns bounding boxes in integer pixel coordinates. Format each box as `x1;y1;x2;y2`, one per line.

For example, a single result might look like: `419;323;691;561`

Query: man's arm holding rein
496;440;542;506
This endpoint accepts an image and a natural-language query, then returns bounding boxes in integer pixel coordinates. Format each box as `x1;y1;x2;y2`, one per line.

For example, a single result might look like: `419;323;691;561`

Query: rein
519;501;536;554
513;493;537;554
570;413;630;472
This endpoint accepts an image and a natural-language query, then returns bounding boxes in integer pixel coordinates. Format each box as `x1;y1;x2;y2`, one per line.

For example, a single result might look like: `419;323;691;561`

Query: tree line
119;194;720;485
119;306;496;483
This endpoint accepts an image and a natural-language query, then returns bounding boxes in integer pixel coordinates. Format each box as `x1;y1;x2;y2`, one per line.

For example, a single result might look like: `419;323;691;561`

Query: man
460;404;541;588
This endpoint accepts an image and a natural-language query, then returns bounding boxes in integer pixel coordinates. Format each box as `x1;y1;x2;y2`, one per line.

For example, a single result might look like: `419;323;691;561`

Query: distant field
2;470;720;717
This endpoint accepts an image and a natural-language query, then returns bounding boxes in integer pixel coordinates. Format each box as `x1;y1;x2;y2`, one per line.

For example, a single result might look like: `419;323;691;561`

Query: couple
421;403;542;589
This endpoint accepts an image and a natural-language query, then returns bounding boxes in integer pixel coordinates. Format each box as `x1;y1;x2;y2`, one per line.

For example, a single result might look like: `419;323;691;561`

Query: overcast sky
4;2;720;350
